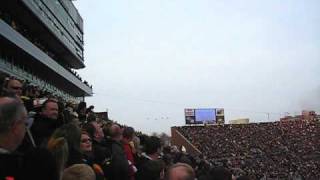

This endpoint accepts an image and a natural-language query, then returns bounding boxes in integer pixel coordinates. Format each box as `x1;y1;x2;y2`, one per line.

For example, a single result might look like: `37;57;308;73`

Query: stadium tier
0;0;92;100
172;118;320;179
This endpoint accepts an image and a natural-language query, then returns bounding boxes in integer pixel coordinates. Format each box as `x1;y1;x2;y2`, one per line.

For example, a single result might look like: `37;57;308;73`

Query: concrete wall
171;127;201;156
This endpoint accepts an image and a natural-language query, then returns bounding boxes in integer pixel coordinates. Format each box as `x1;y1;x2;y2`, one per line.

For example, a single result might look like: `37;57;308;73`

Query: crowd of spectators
176;119;320;179
1;75;237;180
1;74;318;180
0;9;92;89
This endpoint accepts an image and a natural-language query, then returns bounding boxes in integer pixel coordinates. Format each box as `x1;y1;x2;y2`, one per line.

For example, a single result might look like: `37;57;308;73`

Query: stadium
172;109;320;179
0;0;319;180
0;0;92;101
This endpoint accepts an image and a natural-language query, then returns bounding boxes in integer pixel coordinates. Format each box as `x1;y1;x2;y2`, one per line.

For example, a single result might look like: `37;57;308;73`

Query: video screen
185;108;223;124
195;109;216;123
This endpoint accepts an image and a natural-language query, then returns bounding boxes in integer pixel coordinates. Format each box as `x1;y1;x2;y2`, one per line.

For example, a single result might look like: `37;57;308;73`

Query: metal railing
0;57;77;102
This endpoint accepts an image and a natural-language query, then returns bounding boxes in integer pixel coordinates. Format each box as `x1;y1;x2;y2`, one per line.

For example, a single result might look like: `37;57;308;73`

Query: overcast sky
74;0;320;134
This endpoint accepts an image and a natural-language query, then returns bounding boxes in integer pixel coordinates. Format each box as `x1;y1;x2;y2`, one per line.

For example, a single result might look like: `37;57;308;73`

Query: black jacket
104;139;130;180
91;138;130;180
92;139;113;179
0;152;24;180
0;148;59;180
30;114;62;147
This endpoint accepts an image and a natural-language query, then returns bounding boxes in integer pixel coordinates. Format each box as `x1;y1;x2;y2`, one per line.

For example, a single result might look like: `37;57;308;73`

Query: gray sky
74;0;320;134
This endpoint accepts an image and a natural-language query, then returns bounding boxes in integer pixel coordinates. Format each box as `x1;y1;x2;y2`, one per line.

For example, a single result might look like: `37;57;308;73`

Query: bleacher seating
176;120;320;179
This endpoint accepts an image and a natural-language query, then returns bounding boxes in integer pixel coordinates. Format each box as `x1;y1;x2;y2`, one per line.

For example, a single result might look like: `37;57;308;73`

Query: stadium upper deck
0;0;92;99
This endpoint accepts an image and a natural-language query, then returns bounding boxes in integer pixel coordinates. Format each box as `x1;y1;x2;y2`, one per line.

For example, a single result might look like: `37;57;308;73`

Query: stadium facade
0;0;92;100
229;118;249;124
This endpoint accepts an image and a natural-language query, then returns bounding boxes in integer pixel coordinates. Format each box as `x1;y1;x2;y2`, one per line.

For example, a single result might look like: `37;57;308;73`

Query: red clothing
123;142;135;180
123;142;135;165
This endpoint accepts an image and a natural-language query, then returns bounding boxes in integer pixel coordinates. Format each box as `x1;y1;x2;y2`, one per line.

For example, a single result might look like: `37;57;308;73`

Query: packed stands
0;74;319;180
1;1;318;179
0;75;216;180
175;119;320;179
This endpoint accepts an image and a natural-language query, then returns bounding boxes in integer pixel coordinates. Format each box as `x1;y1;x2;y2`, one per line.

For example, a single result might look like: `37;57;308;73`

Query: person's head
91;121;104;142
42;99;59;119
82;123;95;140
65;101;76;110
57;100;65;116
132;135;141;154
77;101;86;114
22;85;33;97
80;131;92;153
4;78;23;97
33;86;40;97
207;167;233;180
166;163;195;180
109;123;122;141
50;123;81;165
102;122;113;137
70;115;81;127
145;136;161;156
138;160;165;180
86;105;94;114
123;126;135;141
0;97;27;152
62;164;95;180
47;137;69;175
163;146;171;154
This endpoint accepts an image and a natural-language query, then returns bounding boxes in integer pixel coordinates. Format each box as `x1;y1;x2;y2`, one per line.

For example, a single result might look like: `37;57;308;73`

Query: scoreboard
185;108;225;124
